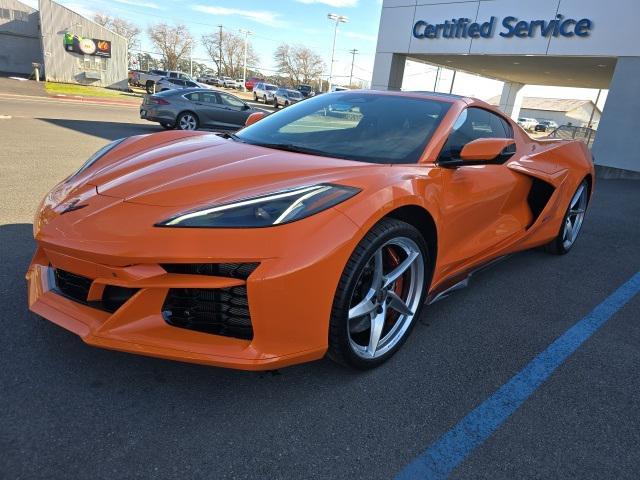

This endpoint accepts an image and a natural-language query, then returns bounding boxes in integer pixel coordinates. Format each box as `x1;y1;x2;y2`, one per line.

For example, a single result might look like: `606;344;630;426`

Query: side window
220;94;245;109
439;108;512;161
169;72;178;78
186;81;198;87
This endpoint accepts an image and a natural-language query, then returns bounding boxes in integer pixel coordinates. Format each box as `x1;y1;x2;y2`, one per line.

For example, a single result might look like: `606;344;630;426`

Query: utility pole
327;13;348;92
218;24;223;77
239;29;252;92
348;48;358;87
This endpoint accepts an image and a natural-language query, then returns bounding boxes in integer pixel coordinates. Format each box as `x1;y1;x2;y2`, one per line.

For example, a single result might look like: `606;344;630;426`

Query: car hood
83;131;374;208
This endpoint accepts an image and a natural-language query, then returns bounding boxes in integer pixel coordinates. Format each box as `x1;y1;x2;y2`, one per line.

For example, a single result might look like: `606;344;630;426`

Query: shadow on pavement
37;117;161;140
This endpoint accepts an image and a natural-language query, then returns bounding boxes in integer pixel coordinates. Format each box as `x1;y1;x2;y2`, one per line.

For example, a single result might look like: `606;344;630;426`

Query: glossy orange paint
460;138;515;161
26;91;594;370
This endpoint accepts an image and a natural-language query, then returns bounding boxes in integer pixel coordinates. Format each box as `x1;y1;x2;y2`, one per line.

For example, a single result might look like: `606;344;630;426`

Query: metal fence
547;125;597;149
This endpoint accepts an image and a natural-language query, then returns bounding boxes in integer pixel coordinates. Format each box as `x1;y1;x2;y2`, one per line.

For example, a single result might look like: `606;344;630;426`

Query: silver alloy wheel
347;237;424;359
179;114;197;130
562;183;588;250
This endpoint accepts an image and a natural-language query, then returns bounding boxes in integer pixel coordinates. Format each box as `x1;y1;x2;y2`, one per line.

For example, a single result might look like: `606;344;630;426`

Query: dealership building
0;0;127;89
373;0;640;175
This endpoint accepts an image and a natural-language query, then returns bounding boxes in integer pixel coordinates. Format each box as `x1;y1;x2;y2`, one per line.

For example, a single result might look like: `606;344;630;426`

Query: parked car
535;120;559;133
273;88;304;108
128;69;144;86
221;77;237;88
253;82;278;103
297;84;315;98
32;90;595;371
155;77;206;92
235;79;245;90
138;69;195;93
197;75;218;85
245;77;263;91
140;88;264;131
517;117;539;131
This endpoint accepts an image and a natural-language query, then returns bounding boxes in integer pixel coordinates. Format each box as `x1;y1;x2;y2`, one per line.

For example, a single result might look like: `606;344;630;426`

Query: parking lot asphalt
1;95;639;480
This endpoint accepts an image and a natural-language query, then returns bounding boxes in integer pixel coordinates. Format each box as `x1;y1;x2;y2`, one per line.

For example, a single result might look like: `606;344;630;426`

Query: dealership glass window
438;107;513;161
0;8;10;19
236;93;452;164
12;9;28;21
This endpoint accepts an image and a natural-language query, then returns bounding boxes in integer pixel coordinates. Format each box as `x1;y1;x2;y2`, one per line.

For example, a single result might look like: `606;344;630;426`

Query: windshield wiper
216;132;243;142
251;142;333;157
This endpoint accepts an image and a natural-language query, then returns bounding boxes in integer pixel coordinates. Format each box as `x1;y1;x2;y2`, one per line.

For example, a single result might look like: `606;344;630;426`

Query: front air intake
161;263;259;280
162;286;253;340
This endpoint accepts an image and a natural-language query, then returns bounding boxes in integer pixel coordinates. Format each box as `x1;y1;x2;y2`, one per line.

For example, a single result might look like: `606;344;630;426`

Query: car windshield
266;85;277;91
235;93;451;164
287;90;303;98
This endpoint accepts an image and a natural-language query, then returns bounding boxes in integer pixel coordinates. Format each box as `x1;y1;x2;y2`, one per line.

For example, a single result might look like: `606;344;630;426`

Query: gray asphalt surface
1;94;639;480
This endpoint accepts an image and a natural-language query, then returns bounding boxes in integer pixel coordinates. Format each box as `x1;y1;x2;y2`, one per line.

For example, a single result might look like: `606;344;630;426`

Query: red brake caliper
385;246;405;326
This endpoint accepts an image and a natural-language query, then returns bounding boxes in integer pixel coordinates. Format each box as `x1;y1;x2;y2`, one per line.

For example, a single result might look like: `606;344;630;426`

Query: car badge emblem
60;199;88;215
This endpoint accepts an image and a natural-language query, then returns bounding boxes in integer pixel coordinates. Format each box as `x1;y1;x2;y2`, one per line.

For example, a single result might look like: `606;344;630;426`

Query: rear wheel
544;179;589;255
328;218;429;369
176;111;199;131
254;92;258;101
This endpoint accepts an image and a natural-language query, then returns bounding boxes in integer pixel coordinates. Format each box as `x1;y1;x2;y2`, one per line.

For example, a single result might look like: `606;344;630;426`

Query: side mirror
440;138;516;168
245;111;266;127
242;103;251;110
460;138;516;161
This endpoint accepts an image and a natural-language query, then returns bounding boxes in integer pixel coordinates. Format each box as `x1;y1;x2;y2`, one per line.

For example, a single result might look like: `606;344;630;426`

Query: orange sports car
27;91;594;370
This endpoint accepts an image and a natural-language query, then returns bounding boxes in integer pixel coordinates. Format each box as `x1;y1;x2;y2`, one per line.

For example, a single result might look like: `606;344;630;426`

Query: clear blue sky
24;0;383;84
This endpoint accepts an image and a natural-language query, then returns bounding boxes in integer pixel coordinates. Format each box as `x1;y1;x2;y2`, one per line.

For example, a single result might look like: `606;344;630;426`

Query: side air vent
161;263;259;280
527;178;555;227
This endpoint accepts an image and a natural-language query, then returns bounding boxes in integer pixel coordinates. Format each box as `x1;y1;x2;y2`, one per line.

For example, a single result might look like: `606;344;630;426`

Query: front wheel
328;218;429;369
273;98;278;109
176;111;199;131
544;179;589;255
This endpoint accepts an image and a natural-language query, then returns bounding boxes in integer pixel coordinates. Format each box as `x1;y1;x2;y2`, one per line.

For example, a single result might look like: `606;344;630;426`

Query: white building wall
0;0;41;74
39;0;127;89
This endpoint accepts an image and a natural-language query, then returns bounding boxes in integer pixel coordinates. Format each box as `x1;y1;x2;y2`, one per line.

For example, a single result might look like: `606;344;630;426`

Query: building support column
592;57;640;174
371;52;406;91
498;81;525;120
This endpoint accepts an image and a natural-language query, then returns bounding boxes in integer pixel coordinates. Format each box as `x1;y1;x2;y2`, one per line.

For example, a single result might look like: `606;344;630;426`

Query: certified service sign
413;15;593;40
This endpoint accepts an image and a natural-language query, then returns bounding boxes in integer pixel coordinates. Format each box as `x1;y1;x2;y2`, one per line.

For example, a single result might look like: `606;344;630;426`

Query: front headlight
70;138;126;179
157;184;360;228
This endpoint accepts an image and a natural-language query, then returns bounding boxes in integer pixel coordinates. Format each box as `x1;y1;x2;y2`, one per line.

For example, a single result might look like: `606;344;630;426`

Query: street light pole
327;13;348;92
348;48;358;87
217;24;223;78
239;29;252;92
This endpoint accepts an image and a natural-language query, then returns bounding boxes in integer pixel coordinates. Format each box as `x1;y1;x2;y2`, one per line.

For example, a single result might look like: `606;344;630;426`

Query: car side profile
273;88;304;108
28;91;594;371
140;88;263;131
253;82;278;103
155;77;202;92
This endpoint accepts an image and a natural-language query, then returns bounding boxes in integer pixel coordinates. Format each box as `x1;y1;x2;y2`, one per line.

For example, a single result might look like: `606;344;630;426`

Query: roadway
1;94;639;479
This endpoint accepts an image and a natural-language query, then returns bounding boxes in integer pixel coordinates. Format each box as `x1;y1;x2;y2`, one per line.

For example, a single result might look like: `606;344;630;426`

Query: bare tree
93;14;141;60
147;23;193;71
274;44;324;86
202;30;259;78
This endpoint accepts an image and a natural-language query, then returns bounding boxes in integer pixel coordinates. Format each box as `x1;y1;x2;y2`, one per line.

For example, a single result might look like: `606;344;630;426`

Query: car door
436;107;532;277
218;93;251;128
184;91;223;128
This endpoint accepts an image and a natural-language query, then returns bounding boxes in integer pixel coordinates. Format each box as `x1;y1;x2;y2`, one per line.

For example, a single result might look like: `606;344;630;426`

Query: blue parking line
396;271;640;480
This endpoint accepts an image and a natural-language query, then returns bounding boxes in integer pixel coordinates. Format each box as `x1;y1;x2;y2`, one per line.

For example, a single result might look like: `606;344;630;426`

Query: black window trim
436;106;516;167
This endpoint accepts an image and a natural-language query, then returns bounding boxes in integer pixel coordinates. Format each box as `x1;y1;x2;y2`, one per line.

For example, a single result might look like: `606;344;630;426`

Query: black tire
328;218;430;369
176;111;199;131
273;98;279;109
160;122;174;129
263;95;267;103
254;93;258;101
145;80;155;94
544;179;589;255
284;101;290;107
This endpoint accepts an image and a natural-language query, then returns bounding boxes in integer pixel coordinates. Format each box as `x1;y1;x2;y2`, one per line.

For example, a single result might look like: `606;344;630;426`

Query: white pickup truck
138;70;195;93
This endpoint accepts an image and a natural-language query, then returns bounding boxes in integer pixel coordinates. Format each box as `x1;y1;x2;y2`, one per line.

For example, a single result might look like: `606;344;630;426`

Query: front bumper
27;202;362;370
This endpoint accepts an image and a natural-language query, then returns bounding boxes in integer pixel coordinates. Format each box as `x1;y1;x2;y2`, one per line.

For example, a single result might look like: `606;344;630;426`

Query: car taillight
149;97;169;105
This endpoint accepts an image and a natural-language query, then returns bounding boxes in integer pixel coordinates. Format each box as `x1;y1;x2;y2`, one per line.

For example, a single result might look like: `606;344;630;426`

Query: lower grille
162;286;253;340
54;269;92;304
52;268;138;313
